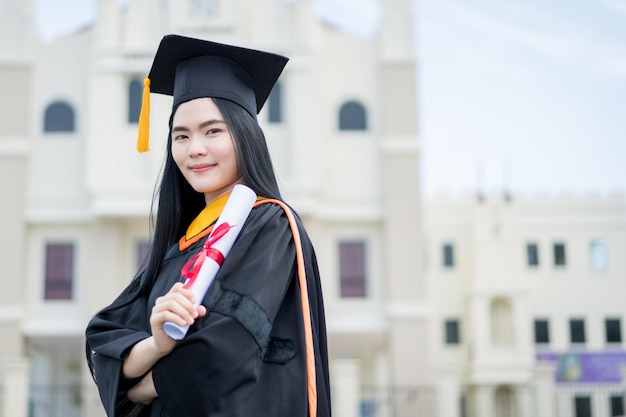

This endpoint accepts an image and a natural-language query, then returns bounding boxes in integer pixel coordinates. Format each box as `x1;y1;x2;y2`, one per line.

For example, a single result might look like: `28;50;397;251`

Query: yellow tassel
136;77;151;153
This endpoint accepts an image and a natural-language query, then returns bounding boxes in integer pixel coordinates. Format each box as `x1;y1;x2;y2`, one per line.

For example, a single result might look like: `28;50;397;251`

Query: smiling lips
190;163;216;173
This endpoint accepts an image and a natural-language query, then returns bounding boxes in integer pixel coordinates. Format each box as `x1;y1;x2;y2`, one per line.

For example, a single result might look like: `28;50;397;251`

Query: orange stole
179;199;317;417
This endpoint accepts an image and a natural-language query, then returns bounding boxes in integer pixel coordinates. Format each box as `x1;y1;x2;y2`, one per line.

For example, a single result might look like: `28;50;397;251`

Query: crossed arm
123;283;207;404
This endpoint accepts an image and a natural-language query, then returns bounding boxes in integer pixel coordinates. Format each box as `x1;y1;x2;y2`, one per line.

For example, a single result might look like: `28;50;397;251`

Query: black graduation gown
85;202;331;417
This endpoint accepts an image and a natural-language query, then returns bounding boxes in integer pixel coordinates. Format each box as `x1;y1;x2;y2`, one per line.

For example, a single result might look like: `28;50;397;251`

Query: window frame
605;318;622;344
526;242;539;267
553;242;567;267
338;100;367;131
43;242;75;301
534;319;550;345
570;318;586;345
267;81;284;123
444;319;460;345
575;395;592;417
43;100;76;133
443;242;455;269
127;78;143;124
338;240;367;298
589;238;608;272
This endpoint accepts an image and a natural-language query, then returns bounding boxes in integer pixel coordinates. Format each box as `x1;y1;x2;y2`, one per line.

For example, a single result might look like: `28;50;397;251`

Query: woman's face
171;98;240;205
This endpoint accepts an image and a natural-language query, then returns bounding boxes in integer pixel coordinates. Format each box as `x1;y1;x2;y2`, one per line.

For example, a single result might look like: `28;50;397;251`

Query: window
590;239;608;272
606;318;622;344
554;242;566;267
267;81;283;123
526;243;539;267
570;319;586;344
128;79;143;123
443;243;455;268
43;101;75;132
44;243;74;300
136;240;150;270
610;395;624;417
338;100;367;130
534;319;550;344
575;396;591;417
445;319;460;345
339;241;366;298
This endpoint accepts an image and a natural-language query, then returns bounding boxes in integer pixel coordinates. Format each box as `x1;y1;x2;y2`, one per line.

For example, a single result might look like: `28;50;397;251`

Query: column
533;363;555;417
437;366;461;417
1;356;31;417
475;385;493;417
331;358;361;417
516;384;532;417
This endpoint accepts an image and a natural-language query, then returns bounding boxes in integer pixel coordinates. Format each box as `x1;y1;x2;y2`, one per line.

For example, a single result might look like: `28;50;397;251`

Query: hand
127;371;157;405
150;282;207;354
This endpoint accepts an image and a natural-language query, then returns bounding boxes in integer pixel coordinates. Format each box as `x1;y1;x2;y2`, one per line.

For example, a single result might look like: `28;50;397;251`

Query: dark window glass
338;101;367;131
554;243;567;266
611;395;624;417
268;81;283;123
570;319;586;344
606;319;622;343
527;243;539;267
443;243;454;268
136;240;150;270
44;243;74;300
43;101;75;132
534;319;550;344
339;241;366;298
128;79;142;123
445;319;460;344
575;396;591;417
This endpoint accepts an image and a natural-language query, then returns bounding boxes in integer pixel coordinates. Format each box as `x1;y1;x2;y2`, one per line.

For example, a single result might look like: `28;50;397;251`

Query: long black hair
138;97;282;297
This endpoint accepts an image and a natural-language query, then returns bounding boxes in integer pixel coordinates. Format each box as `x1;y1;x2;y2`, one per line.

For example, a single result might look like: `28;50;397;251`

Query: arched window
128;79;143;123
491;298;513;344
338;100;367;131
43;101;75;133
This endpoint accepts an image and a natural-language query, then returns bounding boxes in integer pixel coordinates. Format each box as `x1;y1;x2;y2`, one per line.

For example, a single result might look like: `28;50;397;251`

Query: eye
173;134;189;141
206;128;222;136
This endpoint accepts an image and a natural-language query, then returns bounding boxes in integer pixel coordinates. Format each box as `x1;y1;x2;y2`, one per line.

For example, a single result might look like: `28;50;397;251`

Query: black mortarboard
137;34;289;152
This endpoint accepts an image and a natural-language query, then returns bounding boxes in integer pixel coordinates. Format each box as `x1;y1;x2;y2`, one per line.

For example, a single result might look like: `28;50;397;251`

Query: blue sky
416;0;626;196
34;0;626;197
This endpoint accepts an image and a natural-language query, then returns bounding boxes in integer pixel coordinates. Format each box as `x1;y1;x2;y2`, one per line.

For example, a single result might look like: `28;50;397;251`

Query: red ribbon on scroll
180;222;233;289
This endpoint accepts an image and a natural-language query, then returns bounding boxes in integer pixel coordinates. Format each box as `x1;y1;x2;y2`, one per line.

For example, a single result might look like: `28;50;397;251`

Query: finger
152;298;196;325
197;305;207;317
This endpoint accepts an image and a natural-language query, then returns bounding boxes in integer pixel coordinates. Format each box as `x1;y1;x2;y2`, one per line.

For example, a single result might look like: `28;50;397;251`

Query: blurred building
0;0;425;416
425;193;626;417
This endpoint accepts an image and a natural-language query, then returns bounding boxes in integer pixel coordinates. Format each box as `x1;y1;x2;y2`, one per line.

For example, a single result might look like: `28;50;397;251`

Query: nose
188;135;208;157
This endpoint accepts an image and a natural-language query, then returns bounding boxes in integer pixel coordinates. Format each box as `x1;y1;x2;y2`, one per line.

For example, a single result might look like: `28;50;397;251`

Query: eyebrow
171;119;226;133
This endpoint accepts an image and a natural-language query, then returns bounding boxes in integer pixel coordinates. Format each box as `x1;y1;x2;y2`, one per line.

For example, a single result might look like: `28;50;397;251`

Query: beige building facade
0;0;426;416
425;193;626;417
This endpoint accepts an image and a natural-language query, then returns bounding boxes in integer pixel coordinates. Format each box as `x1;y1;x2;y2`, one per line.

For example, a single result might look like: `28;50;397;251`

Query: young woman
85;34;331;417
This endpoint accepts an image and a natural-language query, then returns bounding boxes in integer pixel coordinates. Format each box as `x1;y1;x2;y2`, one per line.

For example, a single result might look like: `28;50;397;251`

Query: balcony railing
361;386;436;417
28;384;82;417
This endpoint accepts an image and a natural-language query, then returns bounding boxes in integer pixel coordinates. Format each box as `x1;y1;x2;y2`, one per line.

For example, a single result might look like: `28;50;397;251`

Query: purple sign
536;351;626;383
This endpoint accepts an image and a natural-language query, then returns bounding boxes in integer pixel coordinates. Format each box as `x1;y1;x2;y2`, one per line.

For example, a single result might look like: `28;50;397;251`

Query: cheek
171;144;186;170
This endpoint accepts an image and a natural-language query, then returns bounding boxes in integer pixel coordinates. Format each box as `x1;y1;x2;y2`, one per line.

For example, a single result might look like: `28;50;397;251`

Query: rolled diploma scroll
162;184;257;340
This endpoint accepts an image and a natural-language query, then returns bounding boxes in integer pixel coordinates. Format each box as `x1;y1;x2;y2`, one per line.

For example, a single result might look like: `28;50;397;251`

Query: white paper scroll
163;184;257;340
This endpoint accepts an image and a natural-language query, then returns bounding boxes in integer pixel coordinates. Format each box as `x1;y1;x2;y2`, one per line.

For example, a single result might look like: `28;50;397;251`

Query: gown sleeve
85;277;153;417
151;203;331;417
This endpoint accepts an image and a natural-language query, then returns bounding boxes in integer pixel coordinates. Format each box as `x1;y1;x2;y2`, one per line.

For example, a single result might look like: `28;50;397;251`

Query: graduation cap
137;34;289;152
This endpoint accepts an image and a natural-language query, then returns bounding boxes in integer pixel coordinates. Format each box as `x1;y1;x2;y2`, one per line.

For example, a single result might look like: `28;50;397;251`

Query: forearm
127;371;158;405
123;336;169;378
